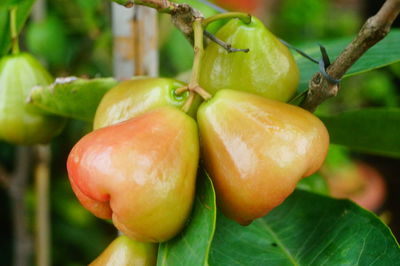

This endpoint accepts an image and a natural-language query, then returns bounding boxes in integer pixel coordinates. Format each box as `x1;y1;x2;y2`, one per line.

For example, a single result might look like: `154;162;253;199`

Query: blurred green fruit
0;53;66;144
26;15;69;66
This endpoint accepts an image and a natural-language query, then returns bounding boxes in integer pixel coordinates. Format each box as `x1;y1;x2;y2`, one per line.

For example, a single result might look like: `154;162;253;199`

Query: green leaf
319;108;400;158
157;169;217;266
28;77;118;122
0;0;35;56
210;190;400;265
295;29;400;92
296;173;329;196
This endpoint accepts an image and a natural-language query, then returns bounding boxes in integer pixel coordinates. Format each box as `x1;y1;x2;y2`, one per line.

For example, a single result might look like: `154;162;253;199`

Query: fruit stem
181;18;212;113
10;7;20;54
202;12;252;29
189;19;205;89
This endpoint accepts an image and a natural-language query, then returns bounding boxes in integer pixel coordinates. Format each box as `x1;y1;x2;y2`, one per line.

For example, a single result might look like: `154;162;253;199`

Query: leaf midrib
256;219;299;266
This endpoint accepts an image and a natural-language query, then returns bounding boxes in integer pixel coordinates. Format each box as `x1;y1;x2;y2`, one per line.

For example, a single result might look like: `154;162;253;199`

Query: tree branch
116;0;203;44
300;0;400;112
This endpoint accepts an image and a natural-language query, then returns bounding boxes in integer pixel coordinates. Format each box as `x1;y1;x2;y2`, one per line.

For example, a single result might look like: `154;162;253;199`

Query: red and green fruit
198;89;329;225
67;106;199;242
214;0;263;13
200;17;299;102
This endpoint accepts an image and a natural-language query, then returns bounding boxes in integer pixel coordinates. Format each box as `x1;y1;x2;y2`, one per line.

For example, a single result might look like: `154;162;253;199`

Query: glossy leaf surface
319;108;400;158
210;190;400;265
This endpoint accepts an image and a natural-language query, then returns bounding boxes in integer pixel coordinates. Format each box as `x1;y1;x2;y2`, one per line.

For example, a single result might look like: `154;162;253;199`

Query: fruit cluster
66;16;329;262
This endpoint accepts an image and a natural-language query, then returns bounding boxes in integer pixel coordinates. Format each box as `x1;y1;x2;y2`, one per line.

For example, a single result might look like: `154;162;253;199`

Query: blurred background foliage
0;0;399;265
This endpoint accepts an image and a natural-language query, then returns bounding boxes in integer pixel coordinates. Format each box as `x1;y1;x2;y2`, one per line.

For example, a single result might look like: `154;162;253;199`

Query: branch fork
300;0;400;112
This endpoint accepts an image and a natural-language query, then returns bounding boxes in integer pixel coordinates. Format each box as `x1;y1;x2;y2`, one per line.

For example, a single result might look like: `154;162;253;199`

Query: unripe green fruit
89;236;157;266
0;53;66;144
200;17;300;102
93;77;200;130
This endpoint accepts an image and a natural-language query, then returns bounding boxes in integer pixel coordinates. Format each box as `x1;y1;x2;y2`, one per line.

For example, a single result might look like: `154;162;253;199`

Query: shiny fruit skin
0;53;66;144
89;236;157;266
67;106;199;242
197;90;329;225
199;17;299;102
93;77;199;130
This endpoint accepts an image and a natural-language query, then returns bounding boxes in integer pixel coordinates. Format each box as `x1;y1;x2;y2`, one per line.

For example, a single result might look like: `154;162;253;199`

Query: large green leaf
0;0;35;56
319;108;400;158
28;77;118;121
295;29;400;92
210;190;399;265
157;169;216;266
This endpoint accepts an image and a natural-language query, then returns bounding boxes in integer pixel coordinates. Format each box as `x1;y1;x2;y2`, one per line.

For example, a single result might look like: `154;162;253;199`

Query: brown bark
300;0;400;112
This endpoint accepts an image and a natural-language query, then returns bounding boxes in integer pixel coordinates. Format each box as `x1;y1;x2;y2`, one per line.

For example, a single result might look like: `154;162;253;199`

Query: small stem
202;12;251;28
188;19;205;89
182;91;195;113
204;31;249;53
181;18;213;112
175;86;188;95
10;7;20;54
193;85;212;100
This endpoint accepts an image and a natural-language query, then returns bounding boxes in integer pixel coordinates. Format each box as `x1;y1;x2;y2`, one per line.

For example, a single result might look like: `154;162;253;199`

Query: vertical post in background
32;1;51;266
31;0;45;21
111;3;159;79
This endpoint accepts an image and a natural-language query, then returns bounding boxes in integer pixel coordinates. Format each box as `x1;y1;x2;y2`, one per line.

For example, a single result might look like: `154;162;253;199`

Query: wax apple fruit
94;77;199;130
199;17;299;102
90;236;157;266
0;53;66;144
67;106;199;242
214;0;263;13
197;90;329;225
